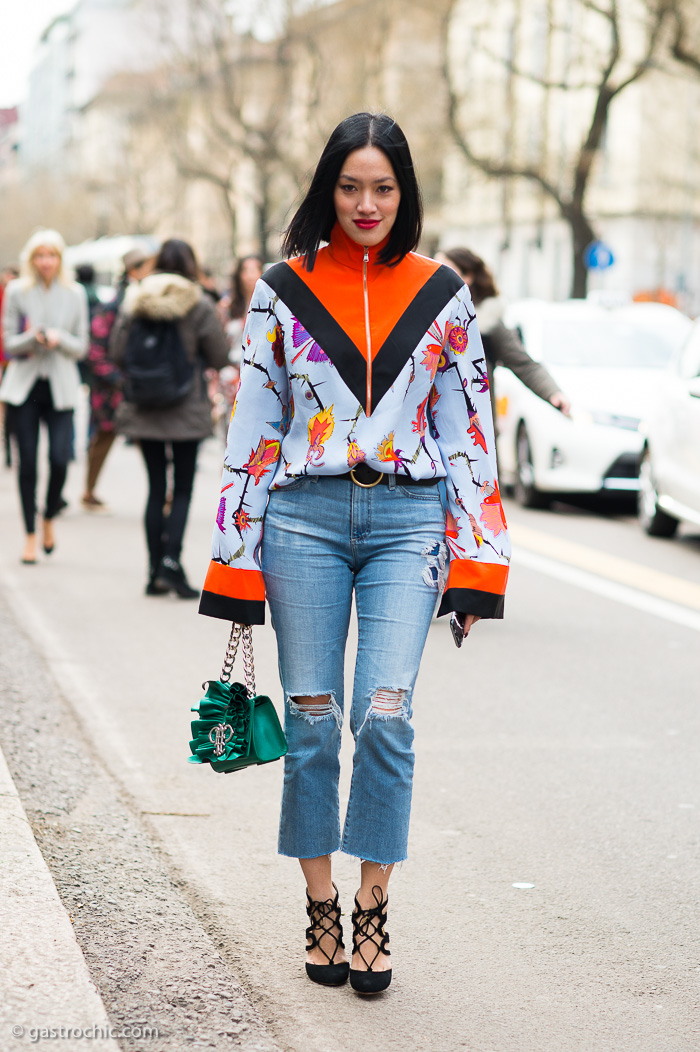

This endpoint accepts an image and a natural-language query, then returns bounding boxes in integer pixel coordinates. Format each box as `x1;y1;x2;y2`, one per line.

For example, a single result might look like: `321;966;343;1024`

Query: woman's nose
356;191;376;214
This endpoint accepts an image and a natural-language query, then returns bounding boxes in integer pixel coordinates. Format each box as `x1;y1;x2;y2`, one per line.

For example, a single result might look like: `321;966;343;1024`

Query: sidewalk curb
0;746;120;1051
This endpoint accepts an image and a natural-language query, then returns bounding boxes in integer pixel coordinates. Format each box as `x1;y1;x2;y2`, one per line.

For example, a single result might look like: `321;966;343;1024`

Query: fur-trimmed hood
124;272;201;321
475;295;506;335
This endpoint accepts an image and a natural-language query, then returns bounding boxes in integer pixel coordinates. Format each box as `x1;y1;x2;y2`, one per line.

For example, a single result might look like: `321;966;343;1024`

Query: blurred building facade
441;0;700;312
4;0;700;309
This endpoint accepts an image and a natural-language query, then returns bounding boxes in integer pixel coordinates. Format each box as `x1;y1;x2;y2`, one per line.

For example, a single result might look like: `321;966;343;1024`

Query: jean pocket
275;476;310;493
396;484;442;501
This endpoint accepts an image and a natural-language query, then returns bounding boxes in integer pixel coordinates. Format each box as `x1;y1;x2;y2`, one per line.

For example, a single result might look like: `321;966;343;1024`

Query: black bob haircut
282;112;423;270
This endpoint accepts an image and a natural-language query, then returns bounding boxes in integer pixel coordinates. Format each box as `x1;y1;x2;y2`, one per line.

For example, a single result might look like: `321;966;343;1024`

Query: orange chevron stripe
288;225;440;363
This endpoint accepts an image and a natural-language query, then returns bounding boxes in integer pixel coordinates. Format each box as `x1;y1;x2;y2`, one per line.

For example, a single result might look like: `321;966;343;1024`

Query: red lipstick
354;220;380;229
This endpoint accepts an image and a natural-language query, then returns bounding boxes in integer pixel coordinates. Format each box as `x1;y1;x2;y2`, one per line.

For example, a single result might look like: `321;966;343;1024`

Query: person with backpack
110;239;228;597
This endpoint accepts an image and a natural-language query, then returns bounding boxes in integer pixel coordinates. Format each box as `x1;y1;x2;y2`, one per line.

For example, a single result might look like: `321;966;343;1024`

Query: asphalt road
1;423;699;1052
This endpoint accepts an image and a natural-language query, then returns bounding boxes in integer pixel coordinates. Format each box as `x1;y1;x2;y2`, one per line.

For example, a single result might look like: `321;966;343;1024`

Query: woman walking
437;247;571;415
199;113;511;993
110;238;228;597
0;230;88;564
219;254;264;362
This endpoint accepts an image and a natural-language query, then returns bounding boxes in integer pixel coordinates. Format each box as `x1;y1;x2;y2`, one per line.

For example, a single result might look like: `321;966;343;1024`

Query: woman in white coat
0;229;88;563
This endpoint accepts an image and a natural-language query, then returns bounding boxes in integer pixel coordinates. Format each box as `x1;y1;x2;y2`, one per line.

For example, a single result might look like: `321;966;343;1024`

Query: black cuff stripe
437;587;505;620
198;591;266;625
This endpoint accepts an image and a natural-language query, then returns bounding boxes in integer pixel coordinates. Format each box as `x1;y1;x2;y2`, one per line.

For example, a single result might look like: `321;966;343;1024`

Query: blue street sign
584;240;615;270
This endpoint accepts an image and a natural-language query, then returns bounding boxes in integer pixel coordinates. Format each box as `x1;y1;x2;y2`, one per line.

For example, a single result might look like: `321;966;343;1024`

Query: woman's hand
453;613;481;640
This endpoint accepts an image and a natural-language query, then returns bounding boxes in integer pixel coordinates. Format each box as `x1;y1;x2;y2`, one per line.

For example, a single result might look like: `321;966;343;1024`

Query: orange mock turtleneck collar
286;222;445;370
325;222;390;271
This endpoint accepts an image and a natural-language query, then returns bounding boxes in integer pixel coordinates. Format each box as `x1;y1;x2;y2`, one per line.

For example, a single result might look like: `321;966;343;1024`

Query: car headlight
571;408;640;431
591;411;641;431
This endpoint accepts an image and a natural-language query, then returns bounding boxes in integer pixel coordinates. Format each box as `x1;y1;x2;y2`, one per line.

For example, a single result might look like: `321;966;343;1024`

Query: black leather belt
332;464;439;488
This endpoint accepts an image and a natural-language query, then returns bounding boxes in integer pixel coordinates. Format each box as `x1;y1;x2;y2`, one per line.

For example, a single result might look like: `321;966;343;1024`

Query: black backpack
123;317;194;409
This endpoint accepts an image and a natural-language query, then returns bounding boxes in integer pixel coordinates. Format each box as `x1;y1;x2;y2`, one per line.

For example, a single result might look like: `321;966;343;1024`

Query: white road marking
513;548;700;633
509;521;700;611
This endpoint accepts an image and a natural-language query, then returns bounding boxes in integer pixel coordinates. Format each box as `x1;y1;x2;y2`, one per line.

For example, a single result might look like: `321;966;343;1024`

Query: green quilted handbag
188;624;287;774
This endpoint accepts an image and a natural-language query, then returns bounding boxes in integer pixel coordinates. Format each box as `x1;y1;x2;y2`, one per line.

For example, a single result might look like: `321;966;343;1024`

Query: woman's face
333;146;401;248
32;246;61;285
239;257;263;293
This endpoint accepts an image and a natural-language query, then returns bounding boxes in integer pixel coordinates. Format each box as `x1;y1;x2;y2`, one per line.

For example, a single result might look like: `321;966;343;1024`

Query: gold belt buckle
349;466;383;488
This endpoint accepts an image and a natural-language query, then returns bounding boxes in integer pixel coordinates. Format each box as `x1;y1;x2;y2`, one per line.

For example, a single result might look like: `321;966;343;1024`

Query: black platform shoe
155;556;199;599
305;883;350;987
349;885;392;994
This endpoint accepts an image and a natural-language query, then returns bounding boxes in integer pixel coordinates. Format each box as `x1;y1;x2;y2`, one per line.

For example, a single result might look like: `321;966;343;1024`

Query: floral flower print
479;482;507;537
233;509;253;532
347;440;365;467
291;319;331;365
307;405;335;463
411;394;429;437
446;321;468;354
376;432;402;465
216;497;227;533
246;436;282;483
267;323;285;367
467;408;487;452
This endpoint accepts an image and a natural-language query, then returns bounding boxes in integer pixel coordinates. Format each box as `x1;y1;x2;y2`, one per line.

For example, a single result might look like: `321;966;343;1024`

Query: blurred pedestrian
110;238;228;597
0;230;88;564
437;248;571;416
1;264;19;468
81;249;153;509
210;255;265;439
199;113;510;993
75;263;102;386
199;266;221;304
219;255;264;365
75;263;101;313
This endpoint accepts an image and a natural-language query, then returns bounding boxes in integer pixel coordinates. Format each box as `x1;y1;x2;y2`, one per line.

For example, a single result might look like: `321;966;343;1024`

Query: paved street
1;417;699;1052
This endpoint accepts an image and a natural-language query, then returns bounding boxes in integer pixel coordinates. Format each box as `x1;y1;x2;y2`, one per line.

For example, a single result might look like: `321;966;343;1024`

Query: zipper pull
363;248;369;264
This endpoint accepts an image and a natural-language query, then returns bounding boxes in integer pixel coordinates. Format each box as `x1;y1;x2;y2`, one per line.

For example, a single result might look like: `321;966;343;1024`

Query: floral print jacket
199;224;510;625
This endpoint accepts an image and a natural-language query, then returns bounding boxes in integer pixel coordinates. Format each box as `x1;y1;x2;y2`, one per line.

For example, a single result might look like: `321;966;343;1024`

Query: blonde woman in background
0;229;88;564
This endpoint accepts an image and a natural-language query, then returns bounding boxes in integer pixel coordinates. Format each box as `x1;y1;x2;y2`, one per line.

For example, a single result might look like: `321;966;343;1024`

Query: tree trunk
565;208;597;299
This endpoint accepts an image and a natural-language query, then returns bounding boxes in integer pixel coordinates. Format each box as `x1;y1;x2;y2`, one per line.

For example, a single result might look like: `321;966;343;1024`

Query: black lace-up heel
305;882;349;987
349;885;392;994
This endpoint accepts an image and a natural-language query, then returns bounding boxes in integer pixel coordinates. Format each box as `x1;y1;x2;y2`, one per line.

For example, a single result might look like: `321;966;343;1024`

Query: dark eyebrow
338;173;397;184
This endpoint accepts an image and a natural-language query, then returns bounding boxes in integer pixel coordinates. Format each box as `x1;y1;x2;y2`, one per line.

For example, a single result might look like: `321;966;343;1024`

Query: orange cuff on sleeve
202;562;266;601
445;559;509;596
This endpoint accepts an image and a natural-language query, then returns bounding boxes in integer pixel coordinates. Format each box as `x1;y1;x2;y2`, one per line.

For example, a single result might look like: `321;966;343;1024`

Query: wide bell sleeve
198;280;290;624
431;285;510;619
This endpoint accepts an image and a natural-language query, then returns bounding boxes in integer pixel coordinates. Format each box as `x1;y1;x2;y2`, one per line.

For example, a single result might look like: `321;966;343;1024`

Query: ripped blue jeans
261;474;447;865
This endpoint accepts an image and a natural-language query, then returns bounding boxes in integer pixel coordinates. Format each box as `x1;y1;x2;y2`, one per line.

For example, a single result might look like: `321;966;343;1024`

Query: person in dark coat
437;248;571;417
110;238;228;596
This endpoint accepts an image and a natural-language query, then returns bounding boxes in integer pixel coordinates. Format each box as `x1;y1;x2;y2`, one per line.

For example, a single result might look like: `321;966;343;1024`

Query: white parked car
638;317;700;536
494;300;692;507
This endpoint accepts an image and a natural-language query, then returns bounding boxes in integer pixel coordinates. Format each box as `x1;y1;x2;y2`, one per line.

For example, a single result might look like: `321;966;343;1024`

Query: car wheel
638;447;678;537
514;424;550;509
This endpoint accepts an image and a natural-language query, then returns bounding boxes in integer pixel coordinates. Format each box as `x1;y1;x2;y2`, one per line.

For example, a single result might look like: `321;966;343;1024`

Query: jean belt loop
387;474;396;491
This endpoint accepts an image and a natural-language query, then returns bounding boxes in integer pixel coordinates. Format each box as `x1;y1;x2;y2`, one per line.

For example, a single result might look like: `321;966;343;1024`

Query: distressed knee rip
357;687;410;736
288;691;342;729
421;540;448;590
